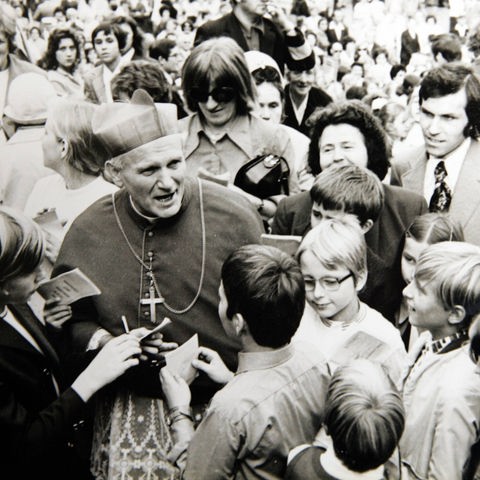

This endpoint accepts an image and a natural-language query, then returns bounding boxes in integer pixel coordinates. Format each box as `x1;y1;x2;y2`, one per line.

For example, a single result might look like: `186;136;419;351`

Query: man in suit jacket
391;63;480;246
194;0;314;74
283;62;332;137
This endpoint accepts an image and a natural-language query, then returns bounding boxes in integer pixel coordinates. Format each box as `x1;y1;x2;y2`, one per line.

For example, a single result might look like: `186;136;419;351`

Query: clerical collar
128;195;160;223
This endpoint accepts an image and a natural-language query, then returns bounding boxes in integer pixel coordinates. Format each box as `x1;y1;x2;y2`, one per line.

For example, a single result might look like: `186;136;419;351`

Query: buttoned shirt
184;343;330;479
423;137;470;203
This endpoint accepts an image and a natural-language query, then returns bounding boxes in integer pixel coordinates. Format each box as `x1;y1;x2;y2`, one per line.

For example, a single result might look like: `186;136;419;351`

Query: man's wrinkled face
111;137;186;219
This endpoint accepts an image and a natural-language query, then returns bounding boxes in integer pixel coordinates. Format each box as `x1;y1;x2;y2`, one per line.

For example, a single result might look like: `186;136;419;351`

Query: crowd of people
1;0;480;479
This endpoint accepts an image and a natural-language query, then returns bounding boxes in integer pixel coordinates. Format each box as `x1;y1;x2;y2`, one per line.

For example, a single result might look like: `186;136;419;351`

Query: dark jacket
194;12;314;73
283;85;332;137
0;304;92;480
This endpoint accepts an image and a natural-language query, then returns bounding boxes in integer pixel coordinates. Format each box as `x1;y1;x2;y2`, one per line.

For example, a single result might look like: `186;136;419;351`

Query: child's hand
72;334;141;401
192;346;234;385
43;231;62;264
160;367;191;409
44;297;72;329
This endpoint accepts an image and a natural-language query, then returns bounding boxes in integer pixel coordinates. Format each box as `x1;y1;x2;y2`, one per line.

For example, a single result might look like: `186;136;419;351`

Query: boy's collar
236;344;294;374
427;329;469;354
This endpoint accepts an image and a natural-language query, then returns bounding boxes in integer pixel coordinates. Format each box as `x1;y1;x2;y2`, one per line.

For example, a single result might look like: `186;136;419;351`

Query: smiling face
300;249;362;324
110;137;186;218
319;123;369;171
288;68;315;98
197;84;237;129
419;88;469;159
55;37;77;70
256;82;283;123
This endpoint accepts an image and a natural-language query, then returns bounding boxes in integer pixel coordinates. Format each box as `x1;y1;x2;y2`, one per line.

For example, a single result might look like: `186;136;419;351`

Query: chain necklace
112;179;206;315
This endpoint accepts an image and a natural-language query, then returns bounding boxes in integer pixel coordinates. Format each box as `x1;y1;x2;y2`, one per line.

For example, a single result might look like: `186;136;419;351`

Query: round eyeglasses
303;272;353;292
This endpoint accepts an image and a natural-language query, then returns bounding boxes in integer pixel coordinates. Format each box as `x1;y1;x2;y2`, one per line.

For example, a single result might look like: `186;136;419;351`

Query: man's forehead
421;88;468;114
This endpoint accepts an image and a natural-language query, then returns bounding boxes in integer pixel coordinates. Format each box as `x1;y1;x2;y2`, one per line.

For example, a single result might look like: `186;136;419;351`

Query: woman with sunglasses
0;207;142;479
180;37;300;219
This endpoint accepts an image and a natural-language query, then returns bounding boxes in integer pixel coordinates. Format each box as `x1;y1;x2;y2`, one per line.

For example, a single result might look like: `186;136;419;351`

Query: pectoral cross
140;269;164;323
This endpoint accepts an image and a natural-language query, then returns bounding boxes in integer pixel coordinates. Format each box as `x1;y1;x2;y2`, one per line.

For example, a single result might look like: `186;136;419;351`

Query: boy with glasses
296;217;406;381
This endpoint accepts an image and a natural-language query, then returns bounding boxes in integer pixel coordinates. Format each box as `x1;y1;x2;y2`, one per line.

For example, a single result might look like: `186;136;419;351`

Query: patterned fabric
91;390;179;480
429;160;452;212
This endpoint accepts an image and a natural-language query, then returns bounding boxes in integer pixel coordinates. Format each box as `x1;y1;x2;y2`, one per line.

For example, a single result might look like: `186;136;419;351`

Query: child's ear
233;314;247;337
355;270;368;292
360;219;374;234
105;160;124;188
448;305;466;326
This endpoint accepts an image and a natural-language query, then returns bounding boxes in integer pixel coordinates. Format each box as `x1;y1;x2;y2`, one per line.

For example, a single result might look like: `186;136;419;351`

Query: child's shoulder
359;303;404;343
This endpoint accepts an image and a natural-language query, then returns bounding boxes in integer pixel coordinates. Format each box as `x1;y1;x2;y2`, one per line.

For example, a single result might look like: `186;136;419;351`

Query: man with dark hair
160;244;330;479
193;0;314;74
391;63;480;245
430;33;462;63
283;60;332;136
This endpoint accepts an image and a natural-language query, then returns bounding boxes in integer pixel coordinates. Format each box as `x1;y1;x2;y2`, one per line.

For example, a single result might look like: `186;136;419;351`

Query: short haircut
111;60;171;103
47;99;108;176
307;100;390;180
325;360;405;472
376;101;406;134
405;213;465;244
91;21;126;52
181;37;256;115
149;38;175;61
419;63;480;138
415;242;480;328
345;85;367;100
0;207;44;283
310;165;384;226
297;217;367;285
221;244;305;348
431;33;462;62
390;64;406;80
39;27;81;71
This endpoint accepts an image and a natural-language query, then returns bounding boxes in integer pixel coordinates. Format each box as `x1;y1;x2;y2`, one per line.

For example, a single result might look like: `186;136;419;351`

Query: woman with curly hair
39;27;84;98
271;100;428;273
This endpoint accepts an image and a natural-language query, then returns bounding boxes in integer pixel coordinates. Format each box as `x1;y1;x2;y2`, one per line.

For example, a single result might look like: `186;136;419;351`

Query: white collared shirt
289;90;309;125
423;137;471;203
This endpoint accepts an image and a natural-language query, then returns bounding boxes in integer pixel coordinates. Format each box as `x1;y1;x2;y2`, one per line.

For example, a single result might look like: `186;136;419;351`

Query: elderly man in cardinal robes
53;91;264;478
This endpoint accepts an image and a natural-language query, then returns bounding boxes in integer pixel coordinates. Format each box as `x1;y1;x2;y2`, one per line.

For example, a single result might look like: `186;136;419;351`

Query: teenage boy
400;241;480;480
309;164;398;320
160;244;331;480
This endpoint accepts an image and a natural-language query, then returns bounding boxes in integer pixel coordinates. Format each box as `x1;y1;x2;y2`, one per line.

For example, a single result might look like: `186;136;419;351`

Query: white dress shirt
423;137;471;203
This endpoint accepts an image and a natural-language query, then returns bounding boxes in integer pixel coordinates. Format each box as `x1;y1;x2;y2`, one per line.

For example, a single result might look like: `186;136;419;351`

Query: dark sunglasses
252;66;282;84
189;86;236;104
